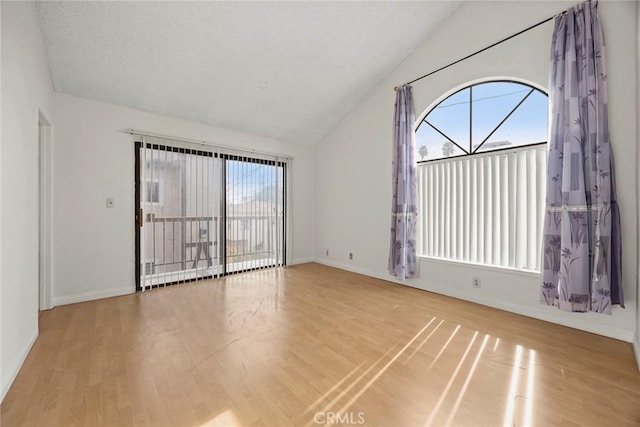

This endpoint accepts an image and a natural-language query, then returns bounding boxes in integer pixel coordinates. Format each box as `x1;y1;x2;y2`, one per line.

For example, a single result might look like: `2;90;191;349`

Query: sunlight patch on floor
503;345;523;427
404;318;445;364
428;325;461;370
524;349;536;427
444;334;490;426
424;331;479;426
304;346;397;426
336;318;437;415
307;363;365;412
305;318;440;426
200;409;242;427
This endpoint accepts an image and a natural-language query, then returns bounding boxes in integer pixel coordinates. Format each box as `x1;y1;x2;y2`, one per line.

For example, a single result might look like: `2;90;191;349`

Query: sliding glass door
225;156;286;274
135;138;287;291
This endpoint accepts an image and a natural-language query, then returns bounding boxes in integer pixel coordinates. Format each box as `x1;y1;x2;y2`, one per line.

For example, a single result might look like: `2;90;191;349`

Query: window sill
418;255;541;279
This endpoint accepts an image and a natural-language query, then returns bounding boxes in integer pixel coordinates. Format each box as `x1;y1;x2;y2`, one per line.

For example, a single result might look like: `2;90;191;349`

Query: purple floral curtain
389;85;418;280
540;0;623;314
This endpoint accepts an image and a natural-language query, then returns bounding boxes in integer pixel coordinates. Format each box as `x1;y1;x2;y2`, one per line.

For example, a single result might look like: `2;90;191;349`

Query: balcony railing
141;214;283;287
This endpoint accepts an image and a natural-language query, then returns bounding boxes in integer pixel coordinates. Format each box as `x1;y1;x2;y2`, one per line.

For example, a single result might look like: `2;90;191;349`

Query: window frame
415;78;548;164
414;77;549;273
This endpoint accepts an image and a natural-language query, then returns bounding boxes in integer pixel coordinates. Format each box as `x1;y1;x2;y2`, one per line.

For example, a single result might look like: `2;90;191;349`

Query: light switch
106;198;115;208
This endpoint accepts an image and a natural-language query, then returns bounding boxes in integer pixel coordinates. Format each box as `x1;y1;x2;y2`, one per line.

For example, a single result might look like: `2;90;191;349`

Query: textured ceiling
37;1;460;145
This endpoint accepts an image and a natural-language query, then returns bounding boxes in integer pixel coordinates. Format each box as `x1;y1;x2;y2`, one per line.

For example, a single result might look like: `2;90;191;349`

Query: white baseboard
633;334;640;371
53;286;134;306
1;327;38;404
313;258;635;343
288;257;315;266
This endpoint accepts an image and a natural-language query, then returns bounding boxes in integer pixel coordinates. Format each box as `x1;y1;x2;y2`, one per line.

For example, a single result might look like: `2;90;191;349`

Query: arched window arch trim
415;78;549;164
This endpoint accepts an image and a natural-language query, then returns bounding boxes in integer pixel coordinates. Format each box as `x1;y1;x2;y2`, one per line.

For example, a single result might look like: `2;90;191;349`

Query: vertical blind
417;145;546;271
138;135;288;291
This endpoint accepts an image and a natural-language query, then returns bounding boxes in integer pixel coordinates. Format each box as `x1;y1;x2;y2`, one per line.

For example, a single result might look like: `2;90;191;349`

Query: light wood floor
2;263;639;426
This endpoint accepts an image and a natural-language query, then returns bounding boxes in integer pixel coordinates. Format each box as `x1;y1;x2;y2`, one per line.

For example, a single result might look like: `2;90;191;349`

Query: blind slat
417;145;546;271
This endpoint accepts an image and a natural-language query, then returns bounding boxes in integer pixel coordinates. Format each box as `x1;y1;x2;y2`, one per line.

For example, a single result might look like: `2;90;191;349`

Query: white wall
314;0;638;341
635;0;640;366
1;1;54;401
51;92;315;305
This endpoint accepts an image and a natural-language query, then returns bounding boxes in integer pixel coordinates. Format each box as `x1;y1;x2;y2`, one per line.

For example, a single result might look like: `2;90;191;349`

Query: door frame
38;111;53;310
134;141;141;291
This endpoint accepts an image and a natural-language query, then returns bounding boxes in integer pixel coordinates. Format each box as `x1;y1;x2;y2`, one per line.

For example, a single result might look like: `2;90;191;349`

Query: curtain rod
394;14;560;90
123;129;293;160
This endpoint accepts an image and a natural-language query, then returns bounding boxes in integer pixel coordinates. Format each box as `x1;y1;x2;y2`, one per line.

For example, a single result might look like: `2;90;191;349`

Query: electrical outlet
349;252;353;260
472;278;481;288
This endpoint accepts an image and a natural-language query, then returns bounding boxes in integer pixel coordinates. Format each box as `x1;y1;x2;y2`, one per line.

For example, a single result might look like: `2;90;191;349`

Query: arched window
415;79;548;271
416;80;548;162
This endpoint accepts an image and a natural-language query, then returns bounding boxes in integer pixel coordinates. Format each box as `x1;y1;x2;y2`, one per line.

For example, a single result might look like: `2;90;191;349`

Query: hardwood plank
2;263;639;426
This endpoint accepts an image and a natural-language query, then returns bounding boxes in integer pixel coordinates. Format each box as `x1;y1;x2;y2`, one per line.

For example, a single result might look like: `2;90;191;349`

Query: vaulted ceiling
37;1;461;145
